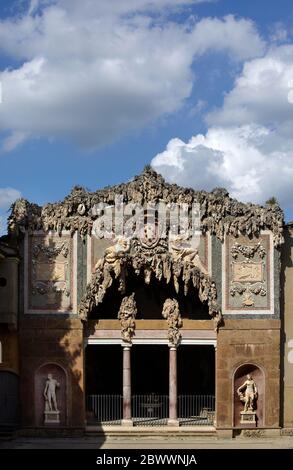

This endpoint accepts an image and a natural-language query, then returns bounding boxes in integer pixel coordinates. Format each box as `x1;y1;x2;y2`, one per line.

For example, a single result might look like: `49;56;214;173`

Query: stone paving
0;436;292;449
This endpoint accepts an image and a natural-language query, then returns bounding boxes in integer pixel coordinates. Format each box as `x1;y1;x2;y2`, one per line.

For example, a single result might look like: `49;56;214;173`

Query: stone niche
34;363;67;426
233;363;264;428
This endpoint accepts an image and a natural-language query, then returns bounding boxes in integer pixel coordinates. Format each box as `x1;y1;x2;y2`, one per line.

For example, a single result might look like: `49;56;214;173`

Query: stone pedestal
44;410;60;424
240;411;256;426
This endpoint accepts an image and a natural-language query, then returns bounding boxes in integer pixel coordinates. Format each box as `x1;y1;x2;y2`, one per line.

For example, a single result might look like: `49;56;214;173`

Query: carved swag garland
8;168;284;246
78;237;223;330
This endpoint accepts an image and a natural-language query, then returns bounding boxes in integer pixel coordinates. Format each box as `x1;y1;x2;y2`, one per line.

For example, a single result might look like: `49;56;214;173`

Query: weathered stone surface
118;293;137;343
216;326;280;429
8;168;284;245
78;235;222;328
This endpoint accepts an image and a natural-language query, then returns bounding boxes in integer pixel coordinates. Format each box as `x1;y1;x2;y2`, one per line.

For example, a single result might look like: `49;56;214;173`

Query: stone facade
216;320;280;430
282;224;293;428
19;317;84;429
0;169;291;436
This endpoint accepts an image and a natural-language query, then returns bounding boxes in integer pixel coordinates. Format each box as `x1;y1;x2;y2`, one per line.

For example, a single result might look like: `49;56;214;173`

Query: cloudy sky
0;0;293;232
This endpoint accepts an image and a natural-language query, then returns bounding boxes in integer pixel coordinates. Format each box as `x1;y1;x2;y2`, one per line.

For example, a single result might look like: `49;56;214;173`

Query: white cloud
0;187;22;208
2;131;29;151
190;15;265;61
269;22;288;44
207;45;293;130
152;44;293;206
0;1;264;150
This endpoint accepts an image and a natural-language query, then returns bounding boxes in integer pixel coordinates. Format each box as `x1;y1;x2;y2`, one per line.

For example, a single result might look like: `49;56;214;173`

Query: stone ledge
85;425;216;437
17;427;85;438
233;428;281;438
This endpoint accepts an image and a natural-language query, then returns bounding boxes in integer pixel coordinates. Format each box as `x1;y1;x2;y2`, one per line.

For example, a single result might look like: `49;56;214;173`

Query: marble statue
44;373;60;412
237;374;258;412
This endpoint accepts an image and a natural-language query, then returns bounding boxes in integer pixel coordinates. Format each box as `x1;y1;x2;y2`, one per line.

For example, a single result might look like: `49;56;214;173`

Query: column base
167;419;179;427
121;419;133;427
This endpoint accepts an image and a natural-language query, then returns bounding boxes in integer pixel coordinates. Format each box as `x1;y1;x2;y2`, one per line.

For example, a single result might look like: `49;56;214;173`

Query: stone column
122;344;133;426
168;345;179;426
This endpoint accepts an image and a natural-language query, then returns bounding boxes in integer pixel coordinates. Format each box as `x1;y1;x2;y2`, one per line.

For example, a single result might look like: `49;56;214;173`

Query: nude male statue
44;374;60;412
237;374;258;412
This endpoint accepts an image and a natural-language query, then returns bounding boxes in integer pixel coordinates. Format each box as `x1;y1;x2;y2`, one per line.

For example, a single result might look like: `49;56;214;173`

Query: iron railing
86;394;123;425
86;394;215;426
132;394;169;426
178;395;215;425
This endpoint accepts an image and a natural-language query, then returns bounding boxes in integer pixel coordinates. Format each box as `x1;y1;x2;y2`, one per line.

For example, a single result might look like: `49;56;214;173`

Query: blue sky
0;0;293;233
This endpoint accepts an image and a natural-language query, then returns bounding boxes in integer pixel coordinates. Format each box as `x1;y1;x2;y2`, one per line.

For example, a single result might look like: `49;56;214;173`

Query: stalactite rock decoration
162;298;183;346
169;235;208;274
118;293;137;343
8;168;284;246
78;235;223;330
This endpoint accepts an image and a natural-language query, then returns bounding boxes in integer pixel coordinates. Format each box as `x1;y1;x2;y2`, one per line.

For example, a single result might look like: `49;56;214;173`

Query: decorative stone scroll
78;235;223;329
8;167;284;246
118;293;137;343
162;298;183;346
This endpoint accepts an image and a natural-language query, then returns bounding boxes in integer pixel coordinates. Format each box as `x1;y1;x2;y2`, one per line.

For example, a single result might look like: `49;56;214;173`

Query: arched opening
233;363;265;427
89;268;210;320
83;243;219;426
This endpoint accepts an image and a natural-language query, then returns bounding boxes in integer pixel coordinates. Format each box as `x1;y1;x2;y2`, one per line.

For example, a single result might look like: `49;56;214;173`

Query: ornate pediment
8;167;284;245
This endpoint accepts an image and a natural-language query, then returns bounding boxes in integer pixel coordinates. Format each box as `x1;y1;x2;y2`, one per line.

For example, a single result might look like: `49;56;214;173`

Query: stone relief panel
27;233;73;312
224;234;272;313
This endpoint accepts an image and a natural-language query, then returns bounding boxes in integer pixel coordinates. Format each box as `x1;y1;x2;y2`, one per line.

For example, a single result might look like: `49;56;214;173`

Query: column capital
168;344;178;350
122;343;132;350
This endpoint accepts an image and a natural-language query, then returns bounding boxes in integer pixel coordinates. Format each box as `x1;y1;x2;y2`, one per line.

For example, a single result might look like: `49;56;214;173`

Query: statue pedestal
44;410;60;425
240;411;256;427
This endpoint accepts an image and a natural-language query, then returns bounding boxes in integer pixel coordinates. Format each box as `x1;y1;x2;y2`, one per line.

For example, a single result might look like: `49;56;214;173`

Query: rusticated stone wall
216;319;280;429
19;317;84;429
282;225;293;428
0;326;19;374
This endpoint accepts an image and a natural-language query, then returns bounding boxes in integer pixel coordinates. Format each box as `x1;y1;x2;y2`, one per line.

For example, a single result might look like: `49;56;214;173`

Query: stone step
86;425;216;438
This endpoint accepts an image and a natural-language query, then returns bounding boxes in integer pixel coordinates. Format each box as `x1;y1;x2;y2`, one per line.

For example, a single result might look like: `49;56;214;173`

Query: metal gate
0;371;19;427
178;395;215;425
86;394;123;425
86;394;215;426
